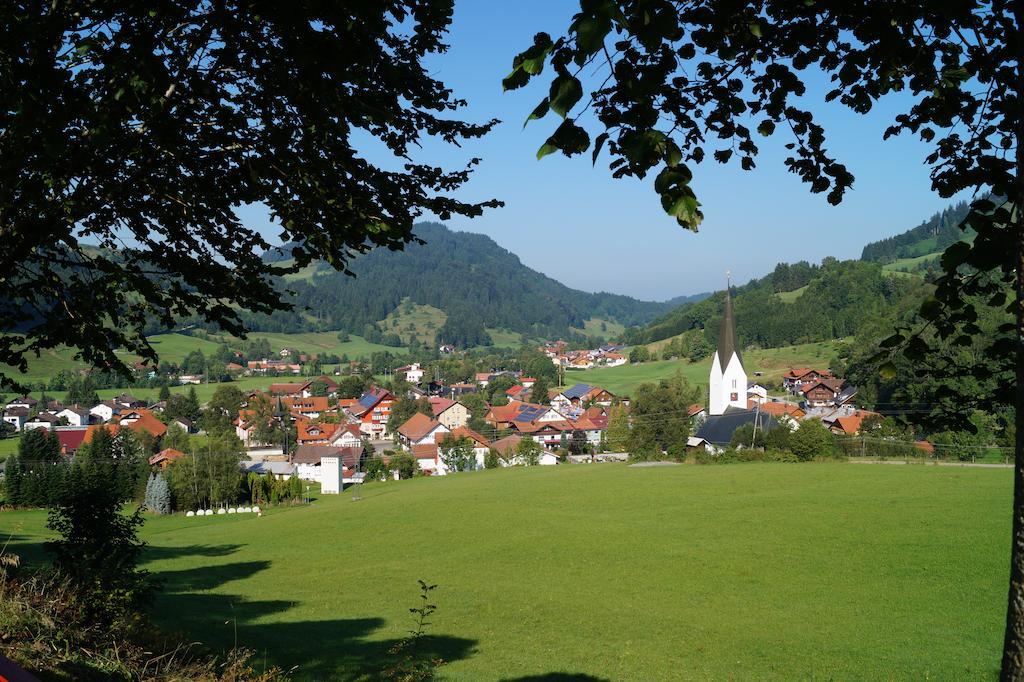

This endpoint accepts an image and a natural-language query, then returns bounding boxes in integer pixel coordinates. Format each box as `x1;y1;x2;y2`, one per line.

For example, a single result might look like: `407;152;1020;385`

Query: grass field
210;331;401;361
572;317;626;338
379;299;447;346
0;463;1008;680
882;252;940;277
776;285;808;302
564;341;845;395
484;328;526;348
0;436;19;461
7;333;226;384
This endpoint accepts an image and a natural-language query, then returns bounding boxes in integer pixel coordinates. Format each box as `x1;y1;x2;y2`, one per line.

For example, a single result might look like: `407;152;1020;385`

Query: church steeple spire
708;274;747;415
716;280;741;370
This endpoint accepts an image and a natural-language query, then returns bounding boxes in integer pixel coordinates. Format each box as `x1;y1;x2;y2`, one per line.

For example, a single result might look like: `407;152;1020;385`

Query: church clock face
730;392;738;401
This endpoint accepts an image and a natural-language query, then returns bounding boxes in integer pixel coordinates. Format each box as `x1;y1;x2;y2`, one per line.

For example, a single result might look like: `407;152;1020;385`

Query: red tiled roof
115;409;167;438
297;420;333;444
411;443;439;461
269;383;304;396
490;434;522;456
440;426;490;449
55;429;88;453
149;448;185;466
757;402;806;419
429;397;457;417
687;404;705;417
398;412;443;442
284;396;329;413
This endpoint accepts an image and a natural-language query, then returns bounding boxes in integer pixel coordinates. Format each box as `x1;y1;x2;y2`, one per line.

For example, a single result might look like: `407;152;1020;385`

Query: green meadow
0;463;1008;680
564;341;845;395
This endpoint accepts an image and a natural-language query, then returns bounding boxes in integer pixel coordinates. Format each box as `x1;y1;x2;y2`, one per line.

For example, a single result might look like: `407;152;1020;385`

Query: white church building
708;286;748;415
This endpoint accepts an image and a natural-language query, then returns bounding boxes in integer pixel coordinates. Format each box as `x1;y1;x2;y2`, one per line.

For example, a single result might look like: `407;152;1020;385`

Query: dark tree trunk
1001;14;1024;674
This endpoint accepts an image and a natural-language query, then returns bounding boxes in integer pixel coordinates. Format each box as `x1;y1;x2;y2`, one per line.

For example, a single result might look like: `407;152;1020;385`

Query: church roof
695;408;780;445
716;287;742;369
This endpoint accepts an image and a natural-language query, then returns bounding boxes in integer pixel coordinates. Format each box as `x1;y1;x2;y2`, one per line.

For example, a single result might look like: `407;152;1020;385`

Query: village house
428;397;470;430
56;406;91;427
347;386;396;439
241;460;297;480
54;428;88;457
783;368;835;393
23;412;60;431
753;401;806;429
291;444;365;482
149;448;185;469
116;409;168;439
396;412;451;449
112;393;147;409
299;375;339;397
2;406;28;432
438;426;492;470
296;420;336;446
551;384;616;414
6;396;38;412
485;401;566;430
800;378;848;409
90;399;122;423
284;396;330;420
395;363;425;384
329;422;364;448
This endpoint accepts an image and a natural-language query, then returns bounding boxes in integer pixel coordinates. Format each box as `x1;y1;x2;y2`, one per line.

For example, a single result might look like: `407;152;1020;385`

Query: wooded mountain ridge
626;199;973;351
242;222;705;344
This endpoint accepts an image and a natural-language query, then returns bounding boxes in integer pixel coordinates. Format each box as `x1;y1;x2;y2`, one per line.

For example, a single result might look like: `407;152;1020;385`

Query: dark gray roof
716;289;742;369
695;407;780;445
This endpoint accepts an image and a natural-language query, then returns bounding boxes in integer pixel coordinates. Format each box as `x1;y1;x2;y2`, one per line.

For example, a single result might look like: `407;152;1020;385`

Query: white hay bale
185;511;195;517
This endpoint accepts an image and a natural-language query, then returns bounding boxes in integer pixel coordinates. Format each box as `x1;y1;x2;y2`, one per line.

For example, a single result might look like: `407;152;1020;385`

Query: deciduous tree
0;2;498;392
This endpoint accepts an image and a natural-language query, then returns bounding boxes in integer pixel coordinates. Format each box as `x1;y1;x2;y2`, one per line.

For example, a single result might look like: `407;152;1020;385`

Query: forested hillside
625;198;979;354
859;200;972;263
223;222;678;343
625;259;929;350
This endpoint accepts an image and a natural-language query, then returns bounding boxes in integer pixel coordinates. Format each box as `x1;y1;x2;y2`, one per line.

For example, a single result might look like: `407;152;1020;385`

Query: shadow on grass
501;671;610;675
149;550;477;680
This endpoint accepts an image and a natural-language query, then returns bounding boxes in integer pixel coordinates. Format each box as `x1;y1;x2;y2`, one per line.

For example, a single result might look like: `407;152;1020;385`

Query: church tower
708;281;747;415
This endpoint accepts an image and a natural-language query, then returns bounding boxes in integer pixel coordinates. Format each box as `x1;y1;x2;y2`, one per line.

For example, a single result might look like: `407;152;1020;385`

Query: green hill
242;222;680;345
860;200;972;263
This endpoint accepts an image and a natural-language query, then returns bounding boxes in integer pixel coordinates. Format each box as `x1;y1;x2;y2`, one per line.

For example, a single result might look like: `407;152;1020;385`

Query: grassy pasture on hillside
0;463;1007;680
5;333;225;384
565;341;845;395
378;299;447;346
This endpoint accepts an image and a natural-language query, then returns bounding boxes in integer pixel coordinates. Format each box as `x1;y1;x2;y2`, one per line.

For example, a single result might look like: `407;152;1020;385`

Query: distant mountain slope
624;199;979;351
245;222;678;342
860;200;972;263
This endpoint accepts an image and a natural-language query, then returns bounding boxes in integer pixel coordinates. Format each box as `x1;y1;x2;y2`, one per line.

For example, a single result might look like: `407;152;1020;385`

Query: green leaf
523;98;549;128
878;362;897;380
757;120;775;136
879;333;904;349
502;67;530;92
573;15;612;59
537;143;559;160
548;75;583;118
537;119;590;160
919;296;942;320
748;21;762;38
592;132;608;166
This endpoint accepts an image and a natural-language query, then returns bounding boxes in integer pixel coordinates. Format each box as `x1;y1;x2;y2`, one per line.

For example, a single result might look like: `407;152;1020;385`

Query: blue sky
240;2;961;301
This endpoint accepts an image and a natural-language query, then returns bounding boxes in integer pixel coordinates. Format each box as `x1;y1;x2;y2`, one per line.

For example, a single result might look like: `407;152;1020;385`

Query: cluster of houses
229;370;626;486
541;341;627;370
1;392;180;461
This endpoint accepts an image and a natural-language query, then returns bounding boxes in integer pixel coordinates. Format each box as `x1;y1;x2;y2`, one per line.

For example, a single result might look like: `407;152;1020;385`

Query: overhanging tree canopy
0;1;498;390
